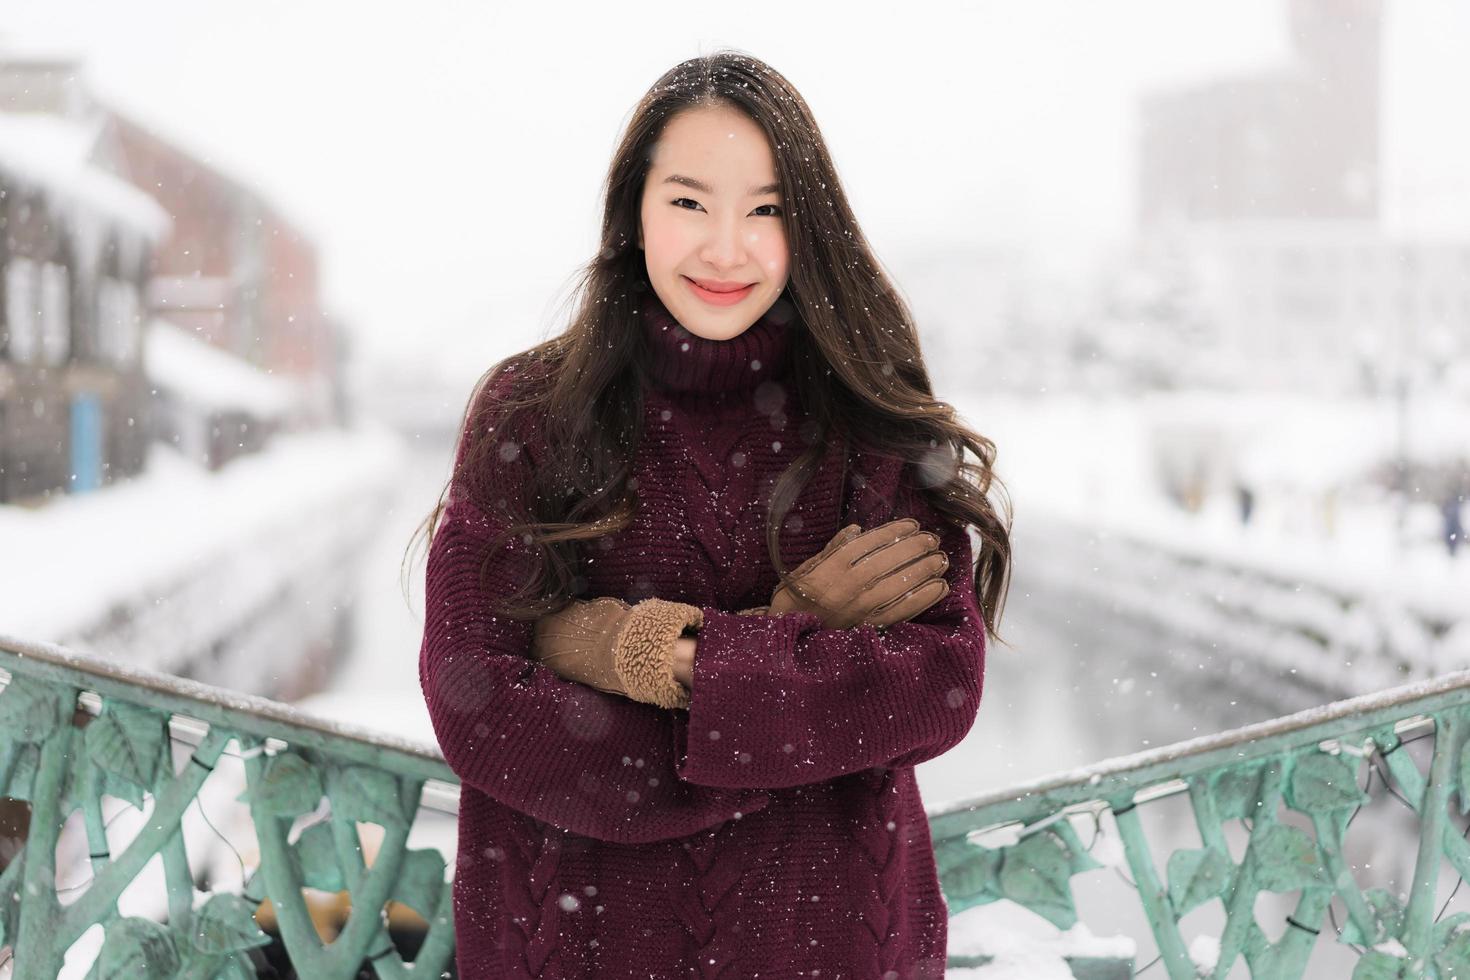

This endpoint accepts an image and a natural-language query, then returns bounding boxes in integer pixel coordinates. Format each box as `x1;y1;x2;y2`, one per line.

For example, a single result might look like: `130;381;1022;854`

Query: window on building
4;256;39;363
39;260;71;366
98;276;142;365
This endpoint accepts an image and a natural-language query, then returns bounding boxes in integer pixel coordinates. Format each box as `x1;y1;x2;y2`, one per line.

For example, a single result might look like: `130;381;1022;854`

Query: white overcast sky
2;1;1467;381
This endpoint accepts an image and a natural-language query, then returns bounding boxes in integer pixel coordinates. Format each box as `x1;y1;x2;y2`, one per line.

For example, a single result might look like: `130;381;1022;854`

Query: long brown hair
402;49;1013;644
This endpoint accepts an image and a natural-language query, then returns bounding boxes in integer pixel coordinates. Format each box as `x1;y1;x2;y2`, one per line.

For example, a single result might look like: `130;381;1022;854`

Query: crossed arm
420;459;986;840
520;491;988;793
528;517;954;707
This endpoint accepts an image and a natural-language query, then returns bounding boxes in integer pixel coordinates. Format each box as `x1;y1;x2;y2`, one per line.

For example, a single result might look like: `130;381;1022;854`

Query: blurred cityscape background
0;1;1467;972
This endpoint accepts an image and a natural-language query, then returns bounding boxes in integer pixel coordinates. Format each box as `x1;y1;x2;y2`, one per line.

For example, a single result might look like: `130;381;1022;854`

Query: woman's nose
699;217;748;268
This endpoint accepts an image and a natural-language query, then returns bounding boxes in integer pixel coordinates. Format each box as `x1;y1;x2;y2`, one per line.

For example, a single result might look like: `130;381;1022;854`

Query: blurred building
1122;0;1470;395
1138;0;1381;227
0;52;349;500
0;52;392;733
0;58;169;504
105;109;345;433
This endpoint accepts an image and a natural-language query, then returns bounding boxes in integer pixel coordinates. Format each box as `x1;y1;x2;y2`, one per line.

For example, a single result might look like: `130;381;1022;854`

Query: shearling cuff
613;598;703;710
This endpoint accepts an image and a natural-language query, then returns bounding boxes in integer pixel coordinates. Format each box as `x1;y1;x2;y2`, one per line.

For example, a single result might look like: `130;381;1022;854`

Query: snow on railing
0;632;456;979
7;630;1470;978
930;668;1470;978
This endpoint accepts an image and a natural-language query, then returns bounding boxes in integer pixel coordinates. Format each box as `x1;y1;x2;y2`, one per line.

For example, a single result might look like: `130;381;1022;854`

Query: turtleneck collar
639;286;797;395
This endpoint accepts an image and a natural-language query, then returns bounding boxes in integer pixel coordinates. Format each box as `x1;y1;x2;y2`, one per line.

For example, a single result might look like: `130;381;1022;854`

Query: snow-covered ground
0;420;407;644
952;388;1468;615
1;421;406;697
947;901;1139;978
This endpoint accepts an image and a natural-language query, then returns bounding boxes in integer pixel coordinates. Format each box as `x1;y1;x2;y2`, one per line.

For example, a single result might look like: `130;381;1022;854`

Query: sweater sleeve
671;456;986;790
418;377;771;843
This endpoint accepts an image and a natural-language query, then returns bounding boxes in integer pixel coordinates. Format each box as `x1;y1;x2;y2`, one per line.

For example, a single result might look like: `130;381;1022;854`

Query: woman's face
638;104;791;341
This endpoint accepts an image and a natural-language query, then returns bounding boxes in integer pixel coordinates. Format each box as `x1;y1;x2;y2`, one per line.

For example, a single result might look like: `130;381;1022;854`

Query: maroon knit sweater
419;288;987;980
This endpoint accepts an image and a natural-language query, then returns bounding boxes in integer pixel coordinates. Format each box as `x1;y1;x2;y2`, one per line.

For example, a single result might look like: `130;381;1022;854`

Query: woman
412;49;1012;980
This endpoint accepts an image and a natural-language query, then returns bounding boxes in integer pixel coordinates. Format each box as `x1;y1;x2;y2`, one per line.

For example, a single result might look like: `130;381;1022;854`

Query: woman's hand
764;519;950;629
530;597;701;709
671;635;696;691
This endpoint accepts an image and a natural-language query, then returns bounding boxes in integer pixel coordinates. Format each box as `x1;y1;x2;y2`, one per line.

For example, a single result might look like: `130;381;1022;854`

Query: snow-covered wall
0;422;407;694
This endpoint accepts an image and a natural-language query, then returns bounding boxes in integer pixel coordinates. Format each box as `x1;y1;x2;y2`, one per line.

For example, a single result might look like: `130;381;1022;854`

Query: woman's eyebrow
661;174;781;196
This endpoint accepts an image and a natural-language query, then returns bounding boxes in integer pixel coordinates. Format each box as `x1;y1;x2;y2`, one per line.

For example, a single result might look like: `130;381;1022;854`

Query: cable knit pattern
846;767;909;975
673;820;749;978
419;287;986;978
502;817;565;977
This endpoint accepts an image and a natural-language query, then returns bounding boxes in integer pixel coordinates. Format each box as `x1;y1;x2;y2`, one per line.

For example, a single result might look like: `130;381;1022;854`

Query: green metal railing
931;670;1470;979
0;634;457;979
4;633;1470;978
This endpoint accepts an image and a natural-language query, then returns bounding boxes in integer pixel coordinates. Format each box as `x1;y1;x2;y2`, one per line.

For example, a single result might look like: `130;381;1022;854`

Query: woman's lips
684;276;754;306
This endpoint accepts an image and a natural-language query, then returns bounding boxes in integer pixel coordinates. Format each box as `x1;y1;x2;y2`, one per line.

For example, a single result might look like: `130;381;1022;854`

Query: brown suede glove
763;518;950;629
530;597;702;709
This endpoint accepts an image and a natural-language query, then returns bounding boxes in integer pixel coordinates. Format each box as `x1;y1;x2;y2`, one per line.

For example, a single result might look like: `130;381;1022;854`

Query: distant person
1443;492;1464;557
409;51;1012;980
1236;481;1256;525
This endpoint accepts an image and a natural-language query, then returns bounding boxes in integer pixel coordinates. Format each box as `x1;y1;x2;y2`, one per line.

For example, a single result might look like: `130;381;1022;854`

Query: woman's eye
670;198;783;217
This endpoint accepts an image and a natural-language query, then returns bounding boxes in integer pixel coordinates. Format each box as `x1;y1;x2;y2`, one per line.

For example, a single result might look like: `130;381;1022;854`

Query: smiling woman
411;47;1013;980
637;106;790;335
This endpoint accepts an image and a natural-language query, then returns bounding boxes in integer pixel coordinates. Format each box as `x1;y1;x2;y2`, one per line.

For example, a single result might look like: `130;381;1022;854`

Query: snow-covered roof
145;317;300;418
0;111;171;240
